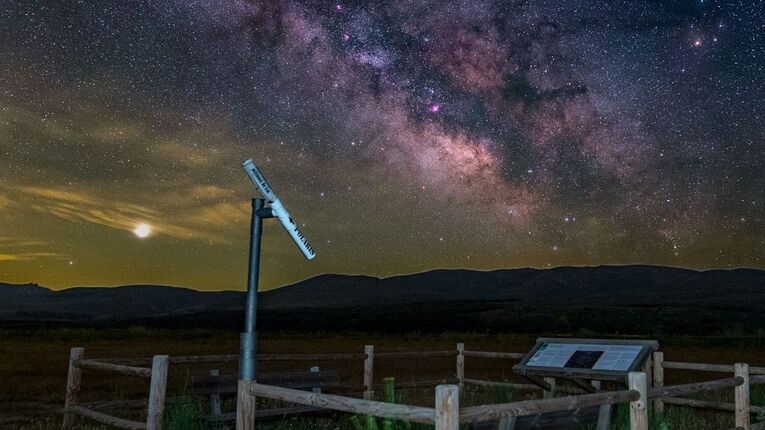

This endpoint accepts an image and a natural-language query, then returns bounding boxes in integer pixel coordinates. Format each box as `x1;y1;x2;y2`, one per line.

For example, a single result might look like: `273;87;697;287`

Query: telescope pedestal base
239;331;258;381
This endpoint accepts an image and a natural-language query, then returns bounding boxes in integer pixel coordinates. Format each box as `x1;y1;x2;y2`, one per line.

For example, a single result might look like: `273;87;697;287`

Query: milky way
0;0;763;290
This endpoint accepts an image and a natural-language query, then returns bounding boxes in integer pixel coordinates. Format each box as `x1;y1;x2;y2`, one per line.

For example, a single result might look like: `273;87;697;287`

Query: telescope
237;158;317;415
242;159;316;260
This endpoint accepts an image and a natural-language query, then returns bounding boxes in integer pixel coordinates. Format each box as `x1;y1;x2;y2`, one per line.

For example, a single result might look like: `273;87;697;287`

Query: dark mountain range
2;265;764;334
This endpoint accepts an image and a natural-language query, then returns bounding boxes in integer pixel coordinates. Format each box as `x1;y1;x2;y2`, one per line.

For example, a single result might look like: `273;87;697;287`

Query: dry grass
1;327;764;429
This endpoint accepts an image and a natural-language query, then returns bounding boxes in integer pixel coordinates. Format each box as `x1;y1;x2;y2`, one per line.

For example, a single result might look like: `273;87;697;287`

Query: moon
133;223;152;239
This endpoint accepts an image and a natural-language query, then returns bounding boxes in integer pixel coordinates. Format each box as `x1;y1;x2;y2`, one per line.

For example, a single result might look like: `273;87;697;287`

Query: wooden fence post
590;380;613;430
652;351;664;413
209;369;222;418
310;366;321;393
62;347;84;429
628;372;648;430
364;345;374;400
642;354;653;413
456;343;465;392
735;363;750;430
146;355;169;430
435;384;459;430
543;377;556;399
237;380;256;430
497;416;517;430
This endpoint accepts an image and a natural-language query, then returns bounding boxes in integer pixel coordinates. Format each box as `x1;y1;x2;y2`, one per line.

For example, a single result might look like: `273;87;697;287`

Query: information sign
514;338;658;381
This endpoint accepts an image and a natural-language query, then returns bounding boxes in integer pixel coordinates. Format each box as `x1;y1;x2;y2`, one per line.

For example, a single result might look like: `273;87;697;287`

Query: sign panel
526;343;643;371
514;338;658;381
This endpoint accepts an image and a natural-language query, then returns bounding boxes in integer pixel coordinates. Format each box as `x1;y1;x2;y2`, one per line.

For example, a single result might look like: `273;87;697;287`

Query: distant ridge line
1;265;763;334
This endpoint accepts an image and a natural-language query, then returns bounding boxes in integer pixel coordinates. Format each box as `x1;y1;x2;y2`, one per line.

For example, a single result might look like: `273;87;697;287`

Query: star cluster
0;0;763;290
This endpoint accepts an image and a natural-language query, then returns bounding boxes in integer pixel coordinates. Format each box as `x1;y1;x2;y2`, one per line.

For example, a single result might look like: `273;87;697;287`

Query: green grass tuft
165;395;207;430
609;404;735;430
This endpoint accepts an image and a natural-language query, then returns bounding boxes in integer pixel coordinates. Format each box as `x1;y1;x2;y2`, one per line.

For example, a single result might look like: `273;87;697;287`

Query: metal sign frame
513;338;659;382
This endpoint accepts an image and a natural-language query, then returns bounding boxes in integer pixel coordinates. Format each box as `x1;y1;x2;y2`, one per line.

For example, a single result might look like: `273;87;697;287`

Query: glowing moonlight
133;223;152;239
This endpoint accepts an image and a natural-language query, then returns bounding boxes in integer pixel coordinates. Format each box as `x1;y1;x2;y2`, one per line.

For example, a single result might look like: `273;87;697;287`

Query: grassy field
1;327;764;429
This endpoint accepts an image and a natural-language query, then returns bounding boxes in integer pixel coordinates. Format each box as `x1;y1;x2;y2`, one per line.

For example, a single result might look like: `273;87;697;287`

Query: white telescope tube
243;159;316;260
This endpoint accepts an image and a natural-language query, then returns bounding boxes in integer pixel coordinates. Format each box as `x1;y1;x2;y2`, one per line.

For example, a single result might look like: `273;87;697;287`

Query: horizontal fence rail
369;379;455;390
648;376;744;399
375;350;457;358
459;389;640;423
67;405;146;430
319;379;457;395
80;398;162;411
663;397;765;415
170;354;239;364
662;361;765;375
102;352;378;365
260;353;369;361
462;378;587;395
247;382;437;424
462;378;541;391
99;349;526;366
76;359;152;378
463;351;527;359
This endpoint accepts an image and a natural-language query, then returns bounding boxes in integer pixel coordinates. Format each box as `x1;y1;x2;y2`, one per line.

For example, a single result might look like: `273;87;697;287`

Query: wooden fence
651;352;765;429
63;343;765;430
63;348;168;430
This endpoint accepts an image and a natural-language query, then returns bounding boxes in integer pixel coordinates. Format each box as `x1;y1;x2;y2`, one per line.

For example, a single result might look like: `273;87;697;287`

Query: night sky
1;0;763;291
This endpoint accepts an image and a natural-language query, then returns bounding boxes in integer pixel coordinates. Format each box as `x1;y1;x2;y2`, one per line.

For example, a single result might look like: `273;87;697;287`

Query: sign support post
240;197;270;383
236;160;317;430
237;198;273;430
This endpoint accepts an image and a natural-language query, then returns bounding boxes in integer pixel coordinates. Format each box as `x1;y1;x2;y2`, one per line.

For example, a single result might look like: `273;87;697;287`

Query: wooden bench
192;368;341;424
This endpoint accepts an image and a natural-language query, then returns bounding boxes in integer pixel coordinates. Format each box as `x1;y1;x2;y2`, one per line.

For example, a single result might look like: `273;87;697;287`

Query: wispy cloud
0;237;46;247
21;187;101;205
0;236;63;262
16;186;231;243
187;201;251;227
0;252;65;261
0;194;14;209
192;185;235;201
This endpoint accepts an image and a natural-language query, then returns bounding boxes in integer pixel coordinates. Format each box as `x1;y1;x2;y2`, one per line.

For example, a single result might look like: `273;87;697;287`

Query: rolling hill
1;265;763;334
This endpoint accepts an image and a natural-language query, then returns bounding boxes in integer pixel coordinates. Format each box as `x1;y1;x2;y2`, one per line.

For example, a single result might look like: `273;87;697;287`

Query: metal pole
240;197;264;381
